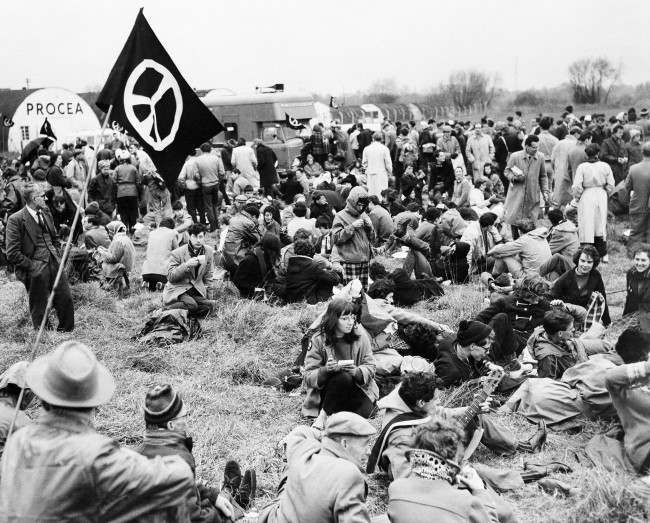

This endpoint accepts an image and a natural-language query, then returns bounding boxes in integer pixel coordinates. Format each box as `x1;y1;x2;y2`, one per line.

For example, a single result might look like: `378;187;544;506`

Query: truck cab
201;90;316;172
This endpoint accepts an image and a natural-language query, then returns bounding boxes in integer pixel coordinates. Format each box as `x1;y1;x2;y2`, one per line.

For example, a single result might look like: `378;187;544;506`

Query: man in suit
5;183;74;331
162;222;214;316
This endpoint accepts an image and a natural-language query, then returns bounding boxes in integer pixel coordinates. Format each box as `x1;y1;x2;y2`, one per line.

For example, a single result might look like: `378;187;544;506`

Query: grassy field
0;217;648;522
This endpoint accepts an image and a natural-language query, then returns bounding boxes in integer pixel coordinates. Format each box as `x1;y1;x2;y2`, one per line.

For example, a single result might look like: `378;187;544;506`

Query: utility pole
514;57;518;92
25;78;30;90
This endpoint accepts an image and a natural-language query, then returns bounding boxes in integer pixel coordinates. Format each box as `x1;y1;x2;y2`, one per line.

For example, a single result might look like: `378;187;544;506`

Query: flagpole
7;105;114;437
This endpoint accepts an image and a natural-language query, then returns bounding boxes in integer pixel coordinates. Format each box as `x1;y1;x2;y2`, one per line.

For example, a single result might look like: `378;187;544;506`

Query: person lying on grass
387;416;515;523
499;331;632;431
137;383;255;522
521;308;610;380
257;412;376;523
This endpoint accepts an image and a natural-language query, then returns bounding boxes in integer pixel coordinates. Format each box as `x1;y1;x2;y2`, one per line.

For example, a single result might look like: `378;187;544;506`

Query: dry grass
0;216;645;521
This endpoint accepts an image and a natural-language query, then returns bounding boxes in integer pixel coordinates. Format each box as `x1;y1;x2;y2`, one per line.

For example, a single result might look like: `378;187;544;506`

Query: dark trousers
185;188;205;224
26;258;74;331
141;273;167;291
116;196;139;232
320;372;374;418
202;184;220;232
166;287;212;316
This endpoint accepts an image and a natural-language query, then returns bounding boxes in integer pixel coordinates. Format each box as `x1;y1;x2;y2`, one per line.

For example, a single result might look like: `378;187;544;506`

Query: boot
236;469;256;509
520;469;548;483
524;460;572;475
516;421;547;453
222;460;242;497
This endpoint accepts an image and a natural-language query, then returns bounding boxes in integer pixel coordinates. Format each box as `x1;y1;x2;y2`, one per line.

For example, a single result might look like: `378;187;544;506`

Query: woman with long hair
302;297;378;418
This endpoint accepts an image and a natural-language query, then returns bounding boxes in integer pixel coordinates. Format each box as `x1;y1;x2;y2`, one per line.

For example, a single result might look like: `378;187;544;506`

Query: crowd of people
1;104;650;520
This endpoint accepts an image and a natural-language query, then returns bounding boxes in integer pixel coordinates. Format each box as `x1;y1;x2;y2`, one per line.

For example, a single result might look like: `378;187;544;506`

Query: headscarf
106;221;127;238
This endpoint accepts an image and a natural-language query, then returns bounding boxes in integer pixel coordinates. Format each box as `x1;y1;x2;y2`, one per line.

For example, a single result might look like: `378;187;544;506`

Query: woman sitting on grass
623;245;650;320
550;245;611;329
99;221;136;294
302;297;378;419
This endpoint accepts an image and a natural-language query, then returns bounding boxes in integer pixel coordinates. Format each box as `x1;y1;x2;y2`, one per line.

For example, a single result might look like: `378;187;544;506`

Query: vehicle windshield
261;124;303;143
262;124;283;143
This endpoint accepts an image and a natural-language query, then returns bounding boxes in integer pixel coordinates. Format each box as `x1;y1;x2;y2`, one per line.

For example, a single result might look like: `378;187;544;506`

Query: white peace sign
124;59;183;151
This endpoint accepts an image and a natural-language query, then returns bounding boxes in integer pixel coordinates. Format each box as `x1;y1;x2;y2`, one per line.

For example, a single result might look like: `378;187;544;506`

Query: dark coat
314;189;345;212
390;269;443;307
624;268;650;316
5;207;60;284
493;134;509;171
551;268;611;326
233;247;275;298
434;335;483;387
256;143;279;188
285;255;340;304
475;293;551;338
600;136;627;183
137;429;219;523
309;201;332;222
88;174;116;214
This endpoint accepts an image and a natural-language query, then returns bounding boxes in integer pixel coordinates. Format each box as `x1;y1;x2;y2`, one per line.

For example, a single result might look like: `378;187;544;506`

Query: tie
36;210;45;230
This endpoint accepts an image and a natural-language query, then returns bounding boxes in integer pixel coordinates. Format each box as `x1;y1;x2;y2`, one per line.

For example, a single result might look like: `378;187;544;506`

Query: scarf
406;448;459;483
187;241;205;258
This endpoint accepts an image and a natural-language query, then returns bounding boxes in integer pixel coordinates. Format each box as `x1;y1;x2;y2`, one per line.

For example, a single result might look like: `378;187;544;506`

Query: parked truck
200;90;316;172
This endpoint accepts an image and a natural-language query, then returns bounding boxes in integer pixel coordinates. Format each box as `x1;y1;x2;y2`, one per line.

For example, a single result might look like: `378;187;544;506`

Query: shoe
520;469;548;483
524;460;572;475
516;421;547;453
236;469;256;509
538;478;578;497
222;460;242;496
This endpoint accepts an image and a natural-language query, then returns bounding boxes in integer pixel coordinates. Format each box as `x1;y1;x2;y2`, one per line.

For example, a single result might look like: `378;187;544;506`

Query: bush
514;90;543;106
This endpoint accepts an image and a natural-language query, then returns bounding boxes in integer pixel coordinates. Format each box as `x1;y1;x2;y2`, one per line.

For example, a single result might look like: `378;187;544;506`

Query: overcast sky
2;0;649;95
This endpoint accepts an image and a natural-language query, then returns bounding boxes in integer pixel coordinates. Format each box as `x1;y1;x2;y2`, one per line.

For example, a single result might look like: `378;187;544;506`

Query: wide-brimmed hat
25;341;115;408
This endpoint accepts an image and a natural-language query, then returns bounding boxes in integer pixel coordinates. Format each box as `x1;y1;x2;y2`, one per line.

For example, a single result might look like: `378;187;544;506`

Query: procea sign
8;87;101;153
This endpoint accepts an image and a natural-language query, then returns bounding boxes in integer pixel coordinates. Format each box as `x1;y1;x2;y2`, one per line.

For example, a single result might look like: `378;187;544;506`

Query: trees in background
442;70;500;110
568;57;621;104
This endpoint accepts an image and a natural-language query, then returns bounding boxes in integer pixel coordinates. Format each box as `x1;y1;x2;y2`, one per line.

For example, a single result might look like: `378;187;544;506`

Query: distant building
0;88;103;153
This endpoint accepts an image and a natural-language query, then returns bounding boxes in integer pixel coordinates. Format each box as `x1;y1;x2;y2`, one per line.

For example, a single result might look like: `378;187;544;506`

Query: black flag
329;96;339;109
285;113;305;130
1;114;14;128
96;8;223;187
40;118;57;140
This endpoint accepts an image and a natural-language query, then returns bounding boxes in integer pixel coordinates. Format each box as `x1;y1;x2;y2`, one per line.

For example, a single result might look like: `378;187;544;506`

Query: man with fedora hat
258;411;376;522
0;341;195;521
